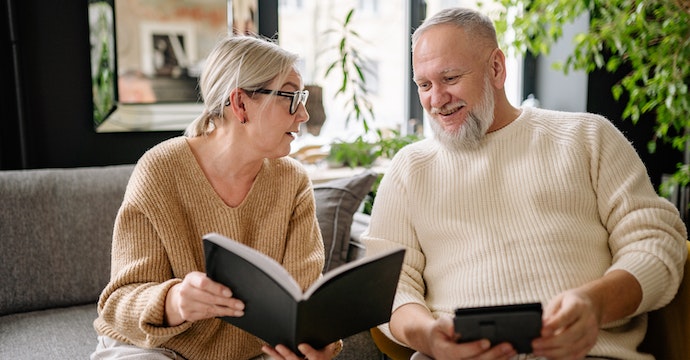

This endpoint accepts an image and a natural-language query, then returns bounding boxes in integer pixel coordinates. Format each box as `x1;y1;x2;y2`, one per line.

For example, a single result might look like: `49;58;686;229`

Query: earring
224;98;231;106
241;118;247;124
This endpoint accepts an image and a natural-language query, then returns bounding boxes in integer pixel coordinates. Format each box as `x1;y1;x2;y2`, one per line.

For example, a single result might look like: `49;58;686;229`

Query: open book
203;232;405;353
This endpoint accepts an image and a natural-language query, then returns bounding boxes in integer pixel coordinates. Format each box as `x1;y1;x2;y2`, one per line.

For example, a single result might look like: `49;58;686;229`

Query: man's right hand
390;304;517;360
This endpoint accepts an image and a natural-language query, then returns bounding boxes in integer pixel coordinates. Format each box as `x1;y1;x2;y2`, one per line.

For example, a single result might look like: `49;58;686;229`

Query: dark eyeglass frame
249;88;309;115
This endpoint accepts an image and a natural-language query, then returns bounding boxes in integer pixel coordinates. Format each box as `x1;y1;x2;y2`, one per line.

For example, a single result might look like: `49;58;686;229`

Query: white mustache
430;101;467;116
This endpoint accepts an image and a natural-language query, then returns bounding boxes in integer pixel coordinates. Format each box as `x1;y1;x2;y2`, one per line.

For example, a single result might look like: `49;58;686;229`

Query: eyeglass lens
291;90;309;114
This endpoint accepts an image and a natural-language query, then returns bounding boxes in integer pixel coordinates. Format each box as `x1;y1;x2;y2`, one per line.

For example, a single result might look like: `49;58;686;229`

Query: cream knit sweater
363;106;687;359
93;137;324;360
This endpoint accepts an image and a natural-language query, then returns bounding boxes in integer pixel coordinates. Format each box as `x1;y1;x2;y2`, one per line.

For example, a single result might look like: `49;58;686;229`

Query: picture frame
139;22;197;78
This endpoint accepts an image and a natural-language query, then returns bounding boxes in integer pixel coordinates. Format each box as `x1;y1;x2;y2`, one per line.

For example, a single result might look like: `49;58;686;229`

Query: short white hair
412;7;498;50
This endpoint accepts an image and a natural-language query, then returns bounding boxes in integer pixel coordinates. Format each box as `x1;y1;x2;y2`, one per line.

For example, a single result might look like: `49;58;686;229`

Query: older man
363;7;687;360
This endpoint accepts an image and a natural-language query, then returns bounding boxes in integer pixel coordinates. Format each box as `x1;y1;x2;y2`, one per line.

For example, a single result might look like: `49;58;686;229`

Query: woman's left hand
262;340;342;360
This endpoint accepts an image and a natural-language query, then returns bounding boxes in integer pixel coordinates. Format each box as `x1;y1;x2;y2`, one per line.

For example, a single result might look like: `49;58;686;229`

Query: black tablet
454;302;542;354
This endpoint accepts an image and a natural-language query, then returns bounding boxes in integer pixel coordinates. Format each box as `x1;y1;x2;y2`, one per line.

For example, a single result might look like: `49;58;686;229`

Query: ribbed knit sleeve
94;137;324;360
362;107;687;359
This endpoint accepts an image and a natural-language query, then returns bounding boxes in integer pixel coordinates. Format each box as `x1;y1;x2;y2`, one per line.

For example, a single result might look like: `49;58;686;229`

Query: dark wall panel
5;0;178;170
0;0;24;169
587;66;682;189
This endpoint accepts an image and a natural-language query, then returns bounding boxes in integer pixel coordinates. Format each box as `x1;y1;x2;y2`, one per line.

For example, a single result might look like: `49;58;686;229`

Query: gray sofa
0;164;382;359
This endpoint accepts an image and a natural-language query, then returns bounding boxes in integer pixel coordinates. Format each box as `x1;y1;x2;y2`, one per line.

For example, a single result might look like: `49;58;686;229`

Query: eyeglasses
249;88;309;115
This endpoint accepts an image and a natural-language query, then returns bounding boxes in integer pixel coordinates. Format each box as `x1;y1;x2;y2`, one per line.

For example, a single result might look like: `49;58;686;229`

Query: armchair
639;241;690;359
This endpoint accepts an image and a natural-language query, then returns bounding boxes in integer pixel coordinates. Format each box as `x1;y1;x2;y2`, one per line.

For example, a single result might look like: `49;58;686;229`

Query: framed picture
90;0;234;132
139;22;197;78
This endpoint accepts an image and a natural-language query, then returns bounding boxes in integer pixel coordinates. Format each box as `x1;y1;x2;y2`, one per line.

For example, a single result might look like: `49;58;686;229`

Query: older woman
92;34;341;360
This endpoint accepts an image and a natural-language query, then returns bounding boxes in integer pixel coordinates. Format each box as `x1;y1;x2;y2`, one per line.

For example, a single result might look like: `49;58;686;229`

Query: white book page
206;233;303;299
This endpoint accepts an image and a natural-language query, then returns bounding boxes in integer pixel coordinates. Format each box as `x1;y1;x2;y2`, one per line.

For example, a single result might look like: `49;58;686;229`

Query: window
362;59;379;95
278;0;304;11
357;0;379;15
278;0;522;146
279;0;408;143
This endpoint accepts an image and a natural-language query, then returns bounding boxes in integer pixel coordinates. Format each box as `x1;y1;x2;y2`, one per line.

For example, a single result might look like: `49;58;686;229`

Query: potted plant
327;136;380;168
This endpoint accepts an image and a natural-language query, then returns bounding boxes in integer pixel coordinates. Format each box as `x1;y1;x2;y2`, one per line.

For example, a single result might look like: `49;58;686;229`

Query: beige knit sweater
363;106;687;359
93;137;324;360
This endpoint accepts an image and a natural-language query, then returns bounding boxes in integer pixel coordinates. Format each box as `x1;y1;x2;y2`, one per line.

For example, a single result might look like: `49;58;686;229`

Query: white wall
534;12;589;112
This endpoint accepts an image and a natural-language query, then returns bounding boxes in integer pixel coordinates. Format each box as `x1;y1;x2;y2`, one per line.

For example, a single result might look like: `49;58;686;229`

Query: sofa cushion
0;304;97;358
314;170;377;273
0;164;134;315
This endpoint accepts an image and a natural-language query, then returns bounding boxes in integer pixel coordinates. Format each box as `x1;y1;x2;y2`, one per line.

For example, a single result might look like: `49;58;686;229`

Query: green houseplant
323;8;375;134
321;8;377;169
322;8;422;169
319;8;422;213
487;0;690;199
327;136;380;168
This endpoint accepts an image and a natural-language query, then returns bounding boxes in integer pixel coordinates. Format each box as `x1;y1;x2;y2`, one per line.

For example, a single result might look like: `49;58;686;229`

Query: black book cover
203;232;405;353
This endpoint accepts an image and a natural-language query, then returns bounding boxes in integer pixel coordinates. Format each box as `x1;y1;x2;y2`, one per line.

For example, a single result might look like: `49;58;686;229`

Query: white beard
429;75;495;151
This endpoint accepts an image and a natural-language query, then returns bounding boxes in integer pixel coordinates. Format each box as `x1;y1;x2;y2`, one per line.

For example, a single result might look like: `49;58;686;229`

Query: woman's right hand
164;271;245;326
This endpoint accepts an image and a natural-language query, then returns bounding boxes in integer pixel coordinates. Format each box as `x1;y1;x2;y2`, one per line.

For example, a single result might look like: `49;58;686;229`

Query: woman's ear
226;88;248;123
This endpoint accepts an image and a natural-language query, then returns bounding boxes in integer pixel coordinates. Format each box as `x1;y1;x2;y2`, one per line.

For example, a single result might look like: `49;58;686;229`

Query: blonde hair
412;7;498;50
185;34;299;137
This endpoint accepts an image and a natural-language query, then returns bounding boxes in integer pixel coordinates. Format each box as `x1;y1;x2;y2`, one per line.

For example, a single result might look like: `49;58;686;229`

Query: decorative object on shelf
304;85;326;136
